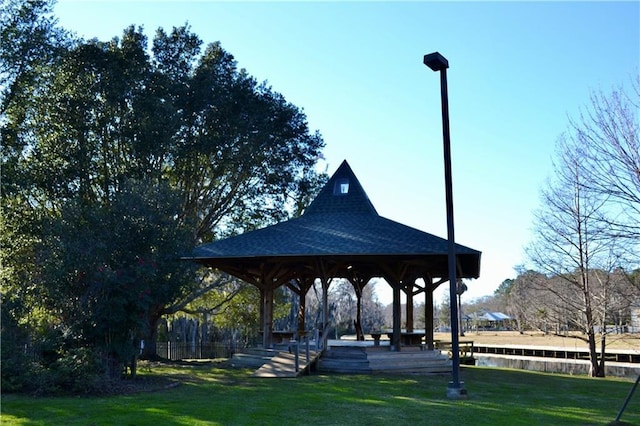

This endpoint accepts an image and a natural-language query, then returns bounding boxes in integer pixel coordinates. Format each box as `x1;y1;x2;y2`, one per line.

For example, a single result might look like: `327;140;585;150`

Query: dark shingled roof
190;160;481;282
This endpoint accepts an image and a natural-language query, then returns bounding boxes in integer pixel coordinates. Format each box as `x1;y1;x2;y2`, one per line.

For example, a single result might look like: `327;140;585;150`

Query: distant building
470;311;513;331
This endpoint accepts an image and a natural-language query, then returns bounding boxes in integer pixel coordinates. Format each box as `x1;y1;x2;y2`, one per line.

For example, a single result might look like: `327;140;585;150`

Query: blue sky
54;1;639;305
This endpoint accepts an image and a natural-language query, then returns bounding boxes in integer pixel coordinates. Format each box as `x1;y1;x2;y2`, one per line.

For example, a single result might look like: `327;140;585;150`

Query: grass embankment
435;331;640;351
2;361;639;425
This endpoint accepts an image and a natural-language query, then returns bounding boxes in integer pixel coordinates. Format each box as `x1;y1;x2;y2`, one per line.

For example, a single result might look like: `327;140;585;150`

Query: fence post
306;336;310;363
292;339;299;372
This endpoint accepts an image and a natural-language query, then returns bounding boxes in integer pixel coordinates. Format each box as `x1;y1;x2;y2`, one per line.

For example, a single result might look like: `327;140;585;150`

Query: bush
0;305;34;393
42;348;105;395
0;345;34;393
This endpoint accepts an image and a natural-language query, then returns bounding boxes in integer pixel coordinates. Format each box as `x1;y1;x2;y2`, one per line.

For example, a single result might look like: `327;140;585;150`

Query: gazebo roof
189;160;481;286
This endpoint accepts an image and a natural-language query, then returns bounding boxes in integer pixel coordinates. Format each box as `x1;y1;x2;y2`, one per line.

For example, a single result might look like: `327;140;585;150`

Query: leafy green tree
38;181;195;377
2;1;326;382
0;0;68;114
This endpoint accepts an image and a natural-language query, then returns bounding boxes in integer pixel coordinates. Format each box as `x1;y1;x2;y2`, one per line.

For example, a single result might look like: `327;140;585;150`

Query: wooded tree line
1;0;325;393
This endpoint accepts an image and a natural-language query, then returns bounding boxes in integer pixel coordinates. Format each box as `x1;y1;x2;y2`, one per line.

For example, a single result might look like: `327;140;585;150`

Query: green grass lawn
2;363;639;425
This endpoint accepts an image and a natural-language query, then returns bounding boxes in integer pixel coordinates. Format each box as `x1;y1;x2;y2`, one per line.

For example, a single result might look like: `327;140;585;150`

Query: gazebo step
322;347;368;360
318;357;372;374
366;350;446;360
318;346;452;374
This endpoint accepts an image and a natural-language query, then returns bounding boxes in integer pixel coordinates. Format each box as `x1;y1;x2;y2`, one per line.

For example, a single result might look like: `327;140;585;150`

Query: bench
435;340;475;363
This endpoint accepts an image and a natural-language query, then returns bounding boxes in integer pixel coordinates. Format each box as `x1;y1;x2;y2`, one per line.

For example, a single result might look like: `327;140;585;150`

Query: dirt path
434;331;640;351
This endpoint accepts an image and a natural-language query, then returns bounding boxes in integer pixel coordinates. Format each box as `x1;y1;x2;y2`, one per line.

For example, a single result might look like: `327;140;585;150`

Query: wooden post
322;277;330;339
392;284;402;351
263;286;274;349
405;285;414;332
425;283;435;350
259;287;265;347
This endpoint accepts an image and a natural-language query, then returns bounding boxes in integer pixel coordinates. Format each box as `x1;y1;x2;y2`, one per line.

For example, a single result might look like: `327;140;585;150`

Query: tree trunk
597;334;607;377
129;353;137;379
105;351;123;380
298;291;306;336
140;311;163;360
587;329;605;377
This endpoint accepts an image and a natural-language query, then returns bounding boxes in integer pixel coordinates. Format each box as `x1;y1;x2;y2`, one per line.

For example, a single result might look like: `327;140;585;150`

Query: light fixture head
423;52;449;71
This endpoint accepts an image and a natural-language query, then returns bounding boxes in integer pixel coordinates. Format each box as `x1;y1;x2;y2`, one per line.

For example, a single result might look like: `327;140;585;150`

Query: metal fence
155;341;238;361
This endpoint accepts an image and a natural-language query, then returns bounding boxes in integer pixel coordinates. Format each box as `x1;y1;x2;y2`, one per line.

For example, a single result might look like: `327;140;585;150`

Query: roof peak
303;160;378;216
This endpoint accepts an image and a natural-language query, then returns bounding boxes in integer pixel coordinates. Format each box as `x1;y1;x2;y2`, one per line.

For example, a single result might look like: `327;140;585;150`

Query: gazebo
187;160;481;351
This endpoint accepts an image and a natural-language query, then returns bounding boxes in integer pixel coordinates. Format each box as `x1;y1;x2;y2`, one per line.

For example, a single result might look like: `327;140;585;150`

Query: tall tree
1;4;326;386
526;131;626;377
570;77;640;247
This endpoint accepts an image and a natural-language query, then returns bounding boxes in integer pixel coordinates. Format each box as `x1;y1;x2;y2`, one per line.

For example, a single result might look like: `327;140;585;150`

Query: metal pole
439;67;464;396
615;373;640;422
424;52;466;399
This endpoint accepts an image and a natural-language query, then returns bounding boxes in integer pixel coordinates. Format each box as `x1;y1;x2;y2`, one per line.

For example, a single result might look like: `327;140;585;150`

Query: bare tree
523;79;640;377
526;131;619;377
501;273;538;333
571;76;640;247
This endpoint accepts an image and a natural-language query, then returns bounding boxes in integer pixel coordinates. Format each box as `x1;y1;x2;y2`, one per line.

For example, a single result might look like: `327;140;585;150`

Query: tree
506;271;548;333
358;283;385;333
570;77;640;246
329;279;358;336
0;0;68;115
525;104;636;376
438;293;451;330
1;2;326;388
38;181;196;378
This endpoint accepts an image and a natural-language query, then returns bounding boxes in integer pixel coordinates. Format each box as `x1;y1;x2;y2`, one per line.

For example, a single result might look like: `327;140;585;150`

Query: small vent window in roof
334;178;349;195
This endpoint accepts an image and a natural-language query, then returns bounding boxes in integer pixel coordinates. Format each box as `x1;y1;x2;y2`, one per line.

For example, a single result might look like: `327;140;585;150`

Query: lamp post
423;51;467;399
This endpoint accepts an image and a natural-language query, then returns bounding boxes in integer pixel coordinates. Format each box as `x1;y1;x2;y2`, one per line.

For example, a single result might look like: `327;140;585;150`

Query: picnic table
386;331;426;346
271;331;296;344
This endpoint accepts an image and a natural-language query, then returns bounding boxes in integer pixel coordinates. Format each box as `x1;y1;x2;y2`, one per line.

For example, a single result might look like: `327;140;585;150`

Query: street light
423;51;467;399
